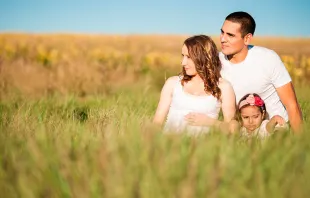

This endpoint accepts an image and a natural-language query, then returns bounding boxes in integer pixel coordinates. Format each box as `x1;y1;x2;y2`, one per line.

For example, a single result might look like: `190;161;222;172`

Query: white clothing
220;46;291;121
164;79;221;135
240;120;270;139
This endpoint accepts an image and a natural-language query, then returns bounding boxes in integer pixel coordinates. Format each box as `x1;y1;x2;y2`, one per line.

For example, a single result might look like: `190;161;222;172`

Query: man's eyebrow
227;32;235;37
221;29;235;37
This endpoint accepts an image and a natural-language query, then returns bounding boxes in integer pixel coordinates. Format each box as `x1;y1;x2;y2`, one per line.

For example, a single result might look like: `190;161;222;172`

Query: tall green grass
1;84;310;198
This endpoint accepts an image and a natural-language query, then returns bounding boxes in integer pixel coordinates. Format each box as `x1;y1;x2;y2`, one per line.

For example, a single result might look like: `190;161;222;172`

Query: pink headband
238;94;265;109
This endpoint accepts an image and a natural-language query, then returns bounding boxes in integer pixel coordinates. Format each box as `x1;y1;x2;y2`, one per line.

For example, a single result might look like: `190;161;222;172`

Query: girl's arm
266;115;286;133
153;76;178;125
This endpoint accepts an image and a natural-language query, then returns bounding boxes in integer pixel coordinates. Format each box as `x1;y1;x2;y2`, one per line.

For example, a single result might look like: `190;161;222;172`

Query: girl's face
181;45;197;76
240;105;264;132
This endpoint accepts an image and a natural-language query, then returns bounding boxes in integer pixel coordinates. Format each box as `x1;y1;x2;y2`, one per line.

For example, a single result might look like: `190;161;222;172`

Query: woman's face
181;44;197;76
240;105;264;132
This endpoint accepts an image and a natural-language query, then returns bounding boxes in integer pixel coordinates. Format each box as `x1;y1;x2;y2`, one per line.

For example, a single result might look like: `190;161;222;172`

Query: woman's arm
219;78;236;122
153;76;178;125
216;79;238;133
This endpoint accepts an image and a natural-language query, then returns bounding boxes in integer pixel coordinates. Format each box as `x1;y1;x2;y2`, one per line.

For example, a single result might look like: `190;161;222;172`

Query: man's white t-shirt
220;46;291;121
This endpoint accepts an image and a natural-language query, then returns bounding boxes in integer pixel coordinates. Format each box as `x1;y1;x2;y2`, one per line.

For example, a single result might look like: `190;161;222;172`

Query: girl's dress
240;120;270;139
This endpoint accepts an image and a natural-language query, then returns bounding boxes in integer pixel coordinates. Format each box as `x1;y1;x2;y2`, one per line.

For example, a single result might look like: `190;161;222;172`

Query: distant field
0;34;310;198
1;34;310;98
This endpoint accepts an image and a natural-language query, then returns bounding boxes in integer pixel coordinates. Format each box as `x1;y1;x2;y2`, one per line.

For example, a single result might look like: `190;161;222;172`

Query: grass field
1;34;310;198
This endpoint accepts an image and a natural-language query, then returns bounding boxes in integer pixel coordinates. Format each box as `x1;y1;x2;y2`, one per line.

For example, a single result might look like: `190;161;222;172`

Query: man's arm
276;82;303;133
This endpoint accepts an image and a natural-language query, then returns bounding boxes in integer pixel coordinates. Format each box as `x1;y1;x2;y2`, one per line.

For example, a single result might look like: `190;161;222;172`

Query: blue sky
0;0;309;37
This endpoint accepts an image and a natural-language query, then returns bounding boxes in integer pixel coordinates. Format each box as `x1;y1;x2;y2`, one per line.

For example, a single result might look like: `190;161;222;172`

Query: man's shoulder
219;51;226;60
218;52;229;68
248;46;282;66
249;46;278;56
219;46;277;61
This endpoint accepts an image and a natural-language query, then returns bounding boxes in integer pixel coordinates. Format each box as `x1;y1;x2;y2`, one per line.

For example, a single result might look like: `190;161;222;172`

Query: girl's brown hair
237;93;268;121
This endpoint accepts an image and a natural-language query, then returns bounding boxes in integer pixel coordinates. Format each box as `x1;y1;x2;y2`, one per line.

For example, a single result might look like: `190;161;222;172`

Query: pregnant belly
164;110;215;135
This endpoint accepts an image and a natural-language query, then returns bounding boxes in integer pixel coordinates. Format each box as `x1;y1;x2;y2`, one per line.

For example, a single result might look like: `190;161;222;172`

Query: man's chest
221;65;271;100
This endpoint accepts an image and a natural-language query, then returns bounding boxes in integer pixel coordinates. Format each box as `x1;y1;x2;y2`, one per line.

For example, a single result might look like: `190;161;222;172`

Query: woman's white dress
164;79;221;135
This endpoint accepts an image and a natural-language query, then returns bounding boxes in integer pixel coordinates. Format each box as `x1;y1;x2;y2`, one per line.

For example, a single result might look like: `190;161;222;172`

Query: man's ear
244;33;253;45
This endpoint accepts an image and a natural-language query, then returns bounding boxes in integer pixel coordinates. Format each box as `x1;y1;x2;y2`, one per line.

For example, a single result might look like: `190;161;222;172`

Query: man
186;11;302;133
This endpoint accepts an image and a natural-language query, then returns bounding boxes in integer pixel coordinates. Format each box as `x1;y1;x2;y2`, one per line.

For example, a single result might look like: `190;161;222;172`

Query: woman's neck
190;75;204;83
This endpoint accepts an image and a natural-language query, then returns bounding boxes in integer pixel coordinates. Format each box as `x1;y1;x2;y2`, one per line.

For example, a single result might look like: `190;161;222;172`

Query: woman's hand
184;112;216;126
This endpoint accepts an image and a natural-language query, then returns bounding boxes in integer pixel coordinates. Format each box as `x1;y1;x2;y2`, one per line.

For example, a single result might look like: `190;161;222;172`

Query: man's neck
227;46;249;64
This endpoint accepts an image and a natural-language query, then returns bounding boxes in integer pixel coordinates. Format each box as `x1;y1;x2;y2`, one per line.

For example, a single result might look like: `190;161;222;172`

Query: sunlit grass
1;84;310;197
1;34;310;98
1;34;310;197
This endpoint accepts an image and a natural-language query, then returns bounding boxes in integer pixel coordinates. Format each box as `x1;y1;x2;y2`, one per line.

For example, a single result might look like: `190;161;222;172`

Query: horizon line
1;31;310;39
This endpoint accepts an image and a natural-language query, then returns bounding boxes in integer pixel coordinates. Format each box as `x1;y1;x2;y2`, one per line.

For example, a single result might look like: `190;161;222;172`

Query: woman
153;35;236;135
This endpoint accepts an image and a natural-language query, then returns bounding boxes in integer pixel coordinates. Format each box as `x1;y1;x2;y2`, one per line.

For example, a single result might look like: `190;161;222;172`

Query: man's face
220;20;247;56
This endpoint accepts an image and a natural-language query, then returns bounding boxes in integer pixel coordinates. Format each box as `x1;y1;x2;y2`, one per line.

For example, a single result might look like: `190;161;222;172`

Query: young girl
237;93;286;138
153;35;236;135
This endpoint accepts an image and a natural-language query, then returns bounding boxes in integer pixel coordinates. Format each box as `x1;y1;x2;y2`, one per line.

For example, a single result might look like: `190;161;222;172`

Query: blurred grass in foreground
1;84;310;198
1;34;310;197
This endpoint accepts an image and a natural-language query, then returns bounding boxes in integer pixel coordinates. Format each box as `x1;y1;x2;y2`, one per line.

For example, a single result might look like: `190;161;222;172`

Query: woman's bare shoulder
165;76;180;85
218;78;232;90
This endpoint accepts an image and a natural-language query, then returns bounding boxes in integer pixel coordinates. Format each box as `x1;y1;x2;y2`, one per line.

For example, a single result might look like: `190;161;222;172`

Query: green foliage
1;34;310;197
0;85;310;198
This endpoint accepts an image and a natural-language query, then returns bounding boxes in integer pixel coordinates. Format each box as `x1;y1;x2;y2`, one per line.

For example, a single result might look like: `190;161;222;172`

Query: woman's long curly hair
181;35;222;100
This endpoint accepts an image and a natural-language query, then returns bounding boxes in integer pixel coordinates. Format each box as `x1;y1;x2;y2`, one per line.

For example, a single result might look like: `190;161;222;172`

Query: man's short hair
226;11;256;37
